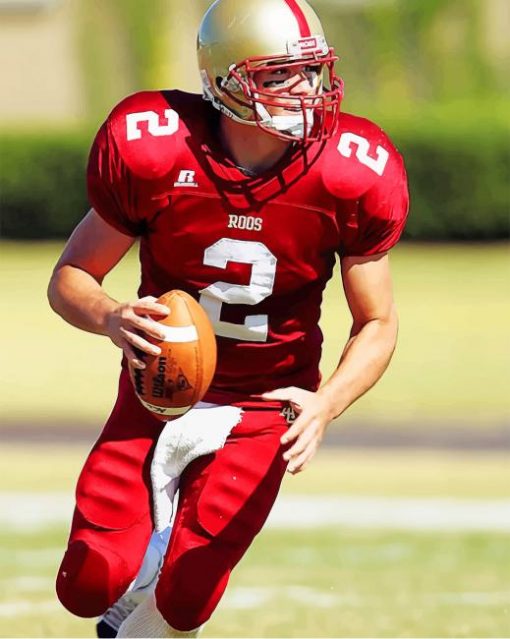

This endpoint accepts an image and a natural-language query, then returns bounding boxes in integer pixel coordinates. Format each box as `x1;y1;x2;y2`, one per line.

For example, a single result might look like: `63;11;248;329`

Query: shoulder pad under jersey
321;112;405;200
106;90;189;181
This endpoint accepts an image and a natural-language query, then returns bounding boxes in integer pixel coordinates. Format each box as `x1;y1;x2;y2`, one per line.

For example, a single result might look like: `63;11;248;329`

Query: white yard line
221;587;510;610
0;599;61;617
267;495;510;532
2;588;510;617
2;576;54;592
1;492;510;531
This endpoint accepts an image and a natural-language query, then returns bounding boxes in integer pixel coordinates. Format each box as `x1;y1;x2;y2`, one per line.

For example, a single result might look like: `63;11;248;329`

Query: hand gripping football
129;290;217;421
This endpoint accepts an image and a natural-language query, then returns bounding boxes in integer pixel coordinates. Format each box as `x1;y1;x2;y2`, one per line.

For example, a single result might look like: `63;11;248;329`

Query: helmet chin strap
202;84;259;127
202;82;314;139
255;102;314;138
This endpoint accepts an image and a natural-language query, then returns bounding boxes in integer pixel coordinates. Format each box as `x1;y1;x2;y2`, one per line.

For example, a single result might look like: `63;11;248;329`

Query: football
129;290;217;421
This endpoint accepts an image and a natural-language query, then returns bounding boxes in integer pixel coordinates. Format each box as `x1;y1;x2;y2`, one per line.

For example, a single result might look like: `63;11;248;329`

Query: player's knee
157;580;222;632
56;539;129;617
157;546;230;631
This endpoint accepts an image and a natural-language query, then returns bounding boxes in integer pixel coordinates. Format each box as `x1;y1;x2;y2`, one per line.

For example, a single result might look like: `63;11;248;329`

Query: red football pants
56;369;289;631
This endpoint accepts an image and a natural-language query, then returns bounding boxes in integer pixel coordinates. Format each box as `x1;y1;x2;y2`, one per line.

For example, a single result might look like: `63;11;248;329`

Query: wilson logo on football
127;290;217;421
174;170;198;187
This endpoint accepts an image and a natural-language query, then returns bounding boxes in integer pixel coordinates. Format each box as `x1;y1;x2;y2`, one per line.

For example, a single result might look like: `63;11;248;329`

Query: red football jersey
87;90;409;404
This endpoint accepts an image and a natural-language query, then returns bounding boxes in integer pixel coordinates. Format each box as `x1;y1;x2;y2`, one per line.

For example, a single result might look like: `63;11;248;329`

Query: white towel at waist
151;402;243;532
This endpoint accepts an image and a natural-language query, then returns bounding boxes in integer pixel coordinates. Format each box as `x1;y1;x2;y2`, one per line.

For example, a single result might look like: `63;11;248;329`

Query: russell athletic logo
174;169;198;187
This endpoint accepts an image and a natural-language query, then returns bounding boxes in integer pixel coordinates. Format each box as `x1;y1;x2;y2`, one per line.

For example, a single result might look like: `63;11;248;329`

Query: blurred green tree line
1;0;508;239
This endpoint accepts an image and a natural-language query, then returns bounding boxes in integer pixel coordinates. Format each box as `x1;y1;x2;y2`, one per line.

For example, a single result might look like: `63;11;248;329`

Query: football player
48;0;409;637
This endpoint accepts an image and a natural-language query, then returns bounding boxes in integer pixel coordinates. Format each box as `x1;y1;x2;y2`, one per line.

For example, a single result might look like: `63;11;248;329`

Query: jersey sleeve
87;120;145;236
86;91;179;236
338;137;410;257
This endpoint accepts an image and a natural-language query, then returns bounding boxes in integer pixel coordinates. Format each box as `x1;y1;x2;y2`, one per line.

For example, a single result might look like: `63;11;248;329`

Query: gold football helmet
197;0;343;143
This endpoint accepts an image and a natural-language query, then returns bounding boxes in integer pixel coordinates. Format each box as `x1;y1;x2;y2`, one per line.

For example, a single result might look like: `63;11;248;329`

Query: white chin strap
202;84;314;139
255;102;314;139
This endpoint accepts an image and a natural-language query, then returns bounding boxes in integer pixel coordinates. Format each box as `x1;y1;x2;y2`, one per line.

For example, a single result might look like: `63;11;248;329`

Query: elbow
386;304;399;351
389;303;399;336
351;304;399;341
47;269;60;316
384;309;399;366
47;263;71;318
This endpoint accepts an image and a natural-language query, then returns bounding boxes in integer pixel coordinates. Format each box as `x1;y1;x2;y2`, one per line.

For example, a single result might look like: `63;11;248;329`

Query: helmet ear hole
215;77;224;90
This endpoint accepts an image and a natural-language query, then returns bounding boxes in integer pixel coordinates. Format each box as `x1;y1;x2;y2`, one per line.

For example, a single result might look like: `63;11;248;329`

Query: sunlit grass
1;524;509;638
1;445;509;500
0;442;508;637
1;241;509;426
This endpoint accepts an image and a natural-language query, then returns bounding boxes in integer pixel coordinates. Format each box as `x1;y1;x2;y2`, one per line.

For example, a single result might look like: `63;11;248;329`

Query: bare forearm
48;264;118;336
317;306;398;419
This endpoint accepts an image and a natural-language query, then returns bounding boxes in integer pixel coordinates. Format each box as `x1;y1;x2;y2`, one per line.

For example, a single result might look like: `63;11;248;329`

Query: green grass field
2;445;510;499
1;241;508;636
0;241;509;427
0;446;509;638
2;526;509;638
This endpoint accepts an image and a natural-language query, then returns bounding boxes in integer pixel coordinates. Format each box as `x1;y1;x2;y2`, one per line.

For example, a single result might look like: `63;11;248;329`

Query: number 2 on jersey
337;132;389;176
199;238;277;342
126;109;179;141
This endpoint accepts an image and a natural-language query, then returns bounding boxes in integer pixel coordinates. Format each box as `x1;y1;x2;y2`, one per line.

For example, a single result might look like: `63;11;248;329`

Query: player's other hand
261;387;336;474
105;296;170;369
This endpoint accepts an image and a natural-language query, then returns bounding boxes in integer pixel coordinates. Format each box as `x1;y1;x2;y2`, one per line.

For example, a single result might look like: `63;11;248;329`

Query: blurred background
0;0;509;637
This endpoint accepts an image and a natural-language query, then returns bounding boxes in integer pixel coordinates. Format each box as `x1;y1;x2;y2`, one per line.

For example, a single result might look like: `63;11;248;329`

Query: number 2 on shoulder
126;109;179;141
337;132;389;176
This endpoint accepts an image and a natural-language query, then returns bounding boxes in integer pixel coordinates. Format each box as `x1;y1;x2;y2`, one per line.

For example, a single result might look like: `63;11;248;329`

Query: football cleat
197;0;343;142
96;527;171;638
